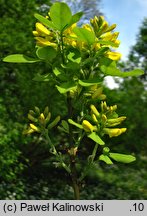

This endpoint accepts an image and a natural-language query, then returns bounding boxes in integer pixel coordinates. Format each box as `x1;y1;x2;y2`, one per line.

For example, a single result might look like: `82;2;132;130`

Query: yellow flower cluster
23;106;60;134
33;22;57;48
33;14;121;60
82;102;127;138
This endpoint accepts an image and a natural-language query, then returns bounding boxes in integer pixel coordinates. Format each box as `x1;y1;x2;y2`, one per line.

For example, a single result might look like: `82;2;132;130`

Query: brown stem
67;93;80;200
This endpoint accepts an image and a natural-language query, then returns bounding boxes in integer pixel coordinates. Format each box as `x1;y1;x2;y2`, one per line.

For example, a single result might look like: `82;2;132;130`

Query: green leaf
119;69;144;77
79;78;101;87
65;62;80;71
73;27;95;45
109;153;136;163
100;59;144;77
69;12;83;26
58;126;68;133
68;119;83;129
53;67;68;81
33;73;52;82
56;81;76;94
50;2;72;31
99;154;113;164
36;47;56;60
88;132;105;145
67;52;81;63
53;67;62;77
34;13;56;29
3;54;40;63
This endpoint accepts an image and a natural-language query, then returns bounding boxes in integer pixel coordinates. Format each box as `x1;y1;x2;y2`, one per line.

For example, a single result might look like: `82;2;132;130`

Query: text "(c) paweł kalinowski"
20;202;104;212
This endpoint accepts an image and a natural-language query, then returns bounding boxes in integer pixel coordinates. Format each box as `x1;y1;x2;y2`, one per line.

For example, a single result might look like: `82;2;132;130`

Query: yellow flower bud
32;31;39;36
101;101;108;112
98;16;104;27
82;120;94;133
98;94;106;100
90;17;99;32
100;21;109;33
92;114;98;123
34;106;40;114
107;117;126;124
29;110;35;115
30;124;40;132
90;105;100;117
36;22;50;36
102;114;107;122
28;114;38;123
23;127;35;135
92;87;103;99
82;24;93;32
39;113;45;125
112;39;120;47
43;106;49;117
45;112;51;124
48;116;60;129
112;105;117;111
68;147;78;156
105;24;116;32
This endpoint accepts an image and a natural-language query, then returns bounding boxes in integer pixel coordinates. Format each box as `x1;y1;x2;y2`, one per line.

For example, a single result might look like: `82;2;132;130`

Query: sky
102;0;147;60
101;0;147;88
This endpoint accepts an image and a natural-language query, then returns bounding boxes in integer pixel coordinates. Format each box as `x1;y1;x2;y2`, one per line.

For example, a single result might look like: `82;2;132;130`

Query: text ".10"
133;203;144;211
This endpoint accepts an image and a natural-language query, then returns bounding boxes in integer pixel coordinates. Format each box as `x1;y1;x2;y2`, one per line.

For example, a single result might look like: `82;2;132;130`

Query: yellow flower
35;37;57;48
82;24;93;32
82;120;95;133
32;31;39;36
36;22;50;36
103;128;127;138
106;51;121;61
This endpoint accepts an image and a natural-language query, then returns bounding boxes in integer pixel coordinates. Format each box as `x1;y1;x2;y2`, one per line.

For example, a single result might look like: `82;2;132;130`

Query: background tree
1;0;147;200
128;17;147;80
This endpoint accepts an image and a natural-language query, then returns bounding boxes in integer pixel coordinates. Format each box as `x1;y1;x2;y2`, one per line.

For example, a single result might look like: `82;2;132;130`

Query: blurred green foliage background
0;0;147;199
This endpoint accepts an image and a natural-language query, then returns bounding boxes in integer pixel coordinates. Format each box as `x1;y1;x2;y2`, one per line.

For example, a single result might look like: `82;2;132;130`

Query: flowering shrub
3;2;144;199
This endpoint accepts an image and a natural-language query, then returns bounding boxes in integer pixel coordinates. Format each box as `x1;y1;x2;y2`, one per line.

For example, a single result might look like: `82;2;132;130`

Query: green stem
44;129;70;174
91;142;99;163
60;32;65;64
79;142;99;182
